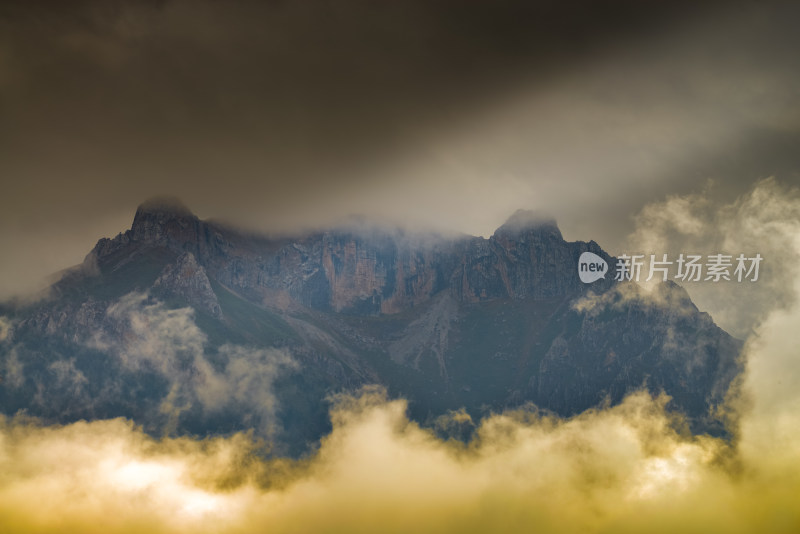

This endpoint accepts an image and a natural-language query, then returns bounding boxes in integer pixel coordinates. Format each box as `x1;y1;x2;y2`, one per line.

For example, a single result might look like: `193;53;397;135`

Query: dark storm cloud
1;0;800;297
1;0;714;189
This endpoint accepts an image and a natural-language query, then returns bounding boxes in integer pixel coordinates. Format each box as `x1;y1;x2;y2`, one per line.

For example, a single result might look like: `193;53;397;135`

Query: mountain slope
0;199;742;454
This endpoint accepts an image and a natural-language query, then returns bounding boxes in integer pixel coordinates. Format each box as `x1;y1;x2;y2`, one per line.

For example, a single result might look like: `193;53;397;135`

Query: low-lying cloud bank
0;382;797;533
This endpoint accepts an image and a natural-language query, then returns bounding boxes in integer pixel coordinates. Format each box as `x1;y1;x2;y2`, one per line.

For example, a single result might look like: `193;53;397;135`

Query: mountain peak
135;196;194;218
128;196;201;248
494;209;562;239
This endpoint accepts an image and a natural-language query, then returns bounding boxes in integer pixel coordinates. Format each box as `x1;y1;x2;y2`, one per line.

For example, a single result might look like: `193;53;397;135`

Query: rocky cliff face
153;252;222;318
88;201;616;315
0;199;742;453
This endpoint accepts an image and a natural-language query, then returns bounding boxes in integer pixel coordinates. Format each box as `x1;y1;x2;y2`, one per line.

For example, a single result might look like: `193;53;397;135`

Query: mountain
0;198;741;454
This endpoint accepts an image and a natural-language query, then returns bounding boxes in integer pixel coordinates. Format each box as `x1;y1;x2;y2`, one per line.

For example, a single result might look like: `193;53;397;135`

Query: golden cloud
0;380;797;533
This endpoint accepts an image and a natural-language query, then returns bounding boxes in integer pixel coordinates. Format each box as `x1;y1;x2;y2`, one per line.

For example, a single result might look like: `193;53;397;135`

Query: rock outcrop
87;202;616;315
153;252;222;318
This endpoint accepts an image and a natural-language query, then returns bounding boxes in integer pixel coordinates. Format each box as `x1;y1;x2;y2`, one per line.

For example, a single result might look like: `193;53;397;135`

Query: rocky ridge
0;198;742;453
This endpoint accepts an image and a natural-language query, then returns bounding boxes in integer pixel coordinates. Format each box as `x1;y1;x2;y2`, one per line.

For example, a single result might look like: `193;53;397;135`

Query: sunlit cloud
626;177;800;338
0;378;797;533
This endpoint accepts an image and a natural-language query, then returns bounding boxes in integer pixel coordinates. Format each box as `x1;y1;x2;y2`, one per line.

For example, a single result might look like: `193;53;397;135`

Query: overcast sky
2;0;799;298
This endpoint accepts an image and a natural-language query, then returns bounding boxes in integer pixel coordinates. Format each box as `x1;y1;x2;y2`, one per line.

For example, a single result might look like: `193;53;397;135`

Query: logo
577;252;763;284
578;252;608;283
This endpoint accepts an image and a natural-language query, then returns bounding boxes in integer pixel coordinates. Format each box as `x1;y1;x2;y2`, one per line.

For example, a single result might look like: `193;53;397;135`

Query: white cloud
92;292;298;436
626;177;800;338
